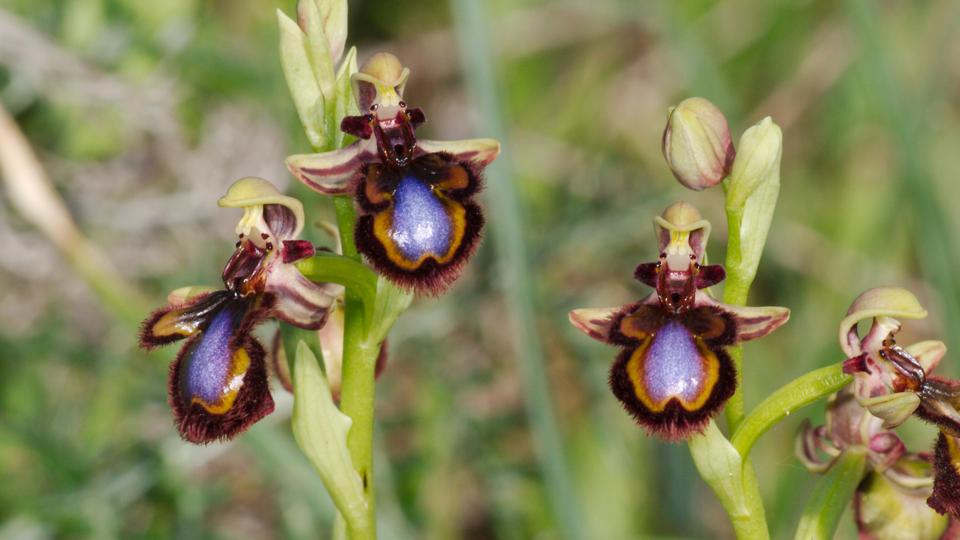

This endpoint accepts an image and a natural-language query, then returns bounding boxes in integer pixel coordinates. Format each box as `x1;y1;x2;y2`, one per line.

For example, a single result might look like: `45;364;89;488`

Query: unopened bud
726;117;782;209
661;97;734;191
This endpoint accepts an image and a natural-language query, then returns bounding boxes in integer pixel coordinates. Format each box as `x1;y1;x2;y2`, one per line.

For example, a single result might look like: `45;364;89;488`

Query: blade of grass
448;2;585;538
845;0;960;355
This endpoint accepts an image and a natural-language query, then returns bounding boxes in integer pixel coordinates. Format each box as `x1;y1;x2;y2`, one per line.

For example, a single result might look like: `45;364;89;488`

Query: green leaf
689;421;749;516
794;450;866;540
731;364;852;459
689;421;771;540
278;9;326;149
291;341;370;536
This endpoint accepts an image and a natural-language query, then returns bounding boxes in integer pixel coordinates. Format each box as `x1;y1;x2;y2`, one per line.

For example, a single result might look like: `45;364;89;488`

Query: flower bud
297;0;347;64
277;0;352;150
725;117;782;209
661;97;734;191
722;116;783;294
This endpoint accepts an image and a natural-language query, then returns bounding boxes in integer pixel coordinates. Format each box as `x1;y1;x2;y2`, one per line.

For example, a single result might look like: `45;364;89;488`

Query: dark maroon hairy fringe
138;291;231;350
169;335;275;444
608;344;737;441
354;156;485;295
930;432;960;518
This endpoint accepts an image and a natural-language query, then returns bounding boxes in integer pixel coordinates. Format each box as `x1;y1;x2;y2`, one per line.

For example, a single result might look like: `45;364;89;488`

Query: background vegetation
1;0;959;538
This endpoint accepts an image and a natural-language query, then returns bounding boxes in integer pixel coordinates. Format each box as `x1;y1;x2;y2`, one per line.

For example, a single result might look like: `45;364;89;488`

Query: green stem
794;449;866;540
713;184;771;538
689;421;770;540
332;196;379;540
334;196;361;261
732;364;851;459
723;205;750;431
296;251;378;323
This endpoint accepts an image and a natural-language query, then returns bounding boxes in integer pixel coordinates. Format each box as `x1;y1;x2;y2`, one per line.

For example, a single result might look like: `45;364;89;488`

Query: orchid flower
798;287;960;538
139;178;339;443
286;52;500;294
569;202;789;440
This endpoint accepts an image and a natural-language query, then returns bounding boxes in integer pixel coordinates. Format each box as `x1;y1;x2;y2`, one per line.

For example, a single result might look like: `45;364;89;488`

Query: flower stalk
689;421;771;540
722;116;783;431
794;449;868;540
731;364;851;459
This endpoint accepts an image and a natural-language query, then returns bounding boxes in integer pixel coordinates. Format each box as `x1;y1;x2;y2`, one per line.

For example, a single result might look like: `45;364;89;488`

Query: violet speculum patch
286;53;500;294
569;202;789;440
139;178;339;444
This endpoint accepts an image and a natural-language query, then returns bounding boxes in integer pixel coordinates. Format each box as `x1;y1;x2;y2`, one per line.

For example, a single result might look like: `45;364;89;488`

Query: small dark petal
139;291;233;349
169;317;274;444
695;264;726;289
929;433;960;518
843;353;871;375
280;239;316;263
406;107;426;127
608;323;736;441
633;262;658;287
341;115;374;139
681;305;736;346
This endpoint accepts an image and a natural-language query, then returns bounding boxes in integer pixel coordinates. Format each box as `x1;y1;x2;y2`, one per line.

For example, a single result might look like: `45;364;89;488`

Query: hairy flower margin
799;287;960;539
139;178;339;443
569;202;789;440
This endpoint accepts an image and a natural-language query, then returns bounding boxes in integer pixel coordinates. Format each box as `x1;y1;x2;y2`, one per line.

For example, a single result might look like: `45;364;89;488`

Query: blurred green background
2;0;959;538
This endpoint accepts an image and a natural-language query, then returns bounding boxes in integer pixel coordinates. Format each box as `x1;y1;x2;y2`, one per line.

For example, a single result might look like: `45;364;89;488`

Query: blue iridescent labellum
353;114;484;294
139;177;339;444
569;243;789;440
169;297;273;444
285;60;500;294
140;291;275;444
609;304;736;440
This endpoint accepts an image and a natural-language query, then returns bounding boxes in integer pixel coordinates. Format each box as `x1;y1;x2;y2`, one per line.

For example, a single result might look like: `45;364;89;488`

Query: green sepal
278;9;327;150
794;449;867;540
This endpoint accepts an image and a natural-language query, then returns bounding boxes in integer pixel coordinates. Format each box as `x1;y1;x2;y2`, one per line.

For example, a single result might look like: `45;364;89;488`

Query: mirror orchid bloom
285;52;500;294
139;178;339;444
569;202;789;440
838;287;960;520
